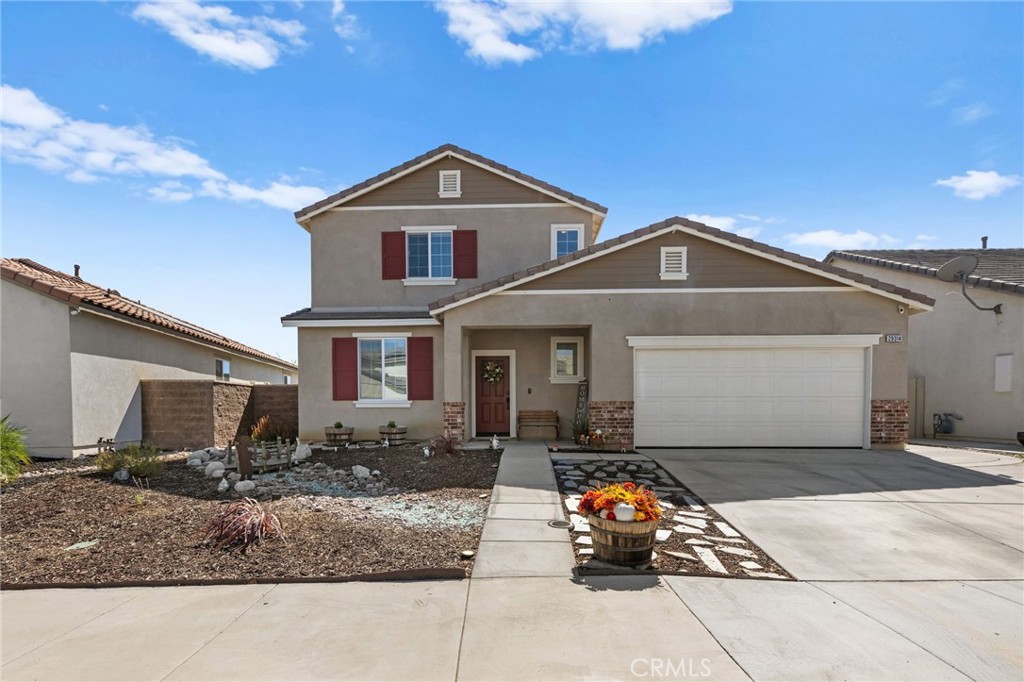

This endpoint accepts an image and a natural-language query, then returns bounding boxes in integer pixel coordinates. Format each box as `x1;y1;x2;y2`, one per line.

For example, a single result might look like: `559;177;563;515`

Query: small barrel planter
379;425;408;445
324;426;354;445
587;516;659;567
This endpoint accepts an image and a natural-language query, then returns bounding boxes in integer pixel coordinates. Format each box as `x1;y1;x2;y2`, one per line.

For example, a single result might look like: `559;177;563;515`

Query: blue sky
2;1;1022;363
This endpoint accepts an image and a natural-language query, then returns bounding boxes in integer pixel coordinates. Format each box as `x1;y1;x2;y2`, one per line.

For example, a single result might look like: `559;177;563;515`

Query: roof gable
430;217;935;313
1;258;296;370
294;144;608;225
827;249;1024;297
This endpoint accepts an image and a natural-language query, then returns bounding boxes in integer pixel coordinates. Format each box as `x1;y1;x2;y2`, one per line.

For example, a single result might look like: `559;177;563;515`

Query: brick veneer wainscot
443;402;466;442
588;401;635;447
870;399;909;446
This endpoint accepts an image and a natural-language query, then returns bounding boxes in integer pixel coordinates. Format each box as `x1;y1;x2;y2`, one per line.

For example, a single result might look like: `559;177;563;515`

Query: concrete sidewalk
2;441;1022;681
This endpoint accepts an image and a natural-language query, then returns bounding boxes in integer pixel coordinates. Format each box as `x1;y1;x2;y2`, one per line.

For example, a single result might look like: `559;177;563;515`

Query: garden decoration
577;482;662;567
480;361;504;384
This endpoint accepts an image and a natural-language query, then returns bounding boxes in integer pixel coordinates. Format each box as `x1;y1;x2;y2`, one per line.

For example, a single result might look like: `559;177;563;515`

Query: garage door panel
634;346;866;447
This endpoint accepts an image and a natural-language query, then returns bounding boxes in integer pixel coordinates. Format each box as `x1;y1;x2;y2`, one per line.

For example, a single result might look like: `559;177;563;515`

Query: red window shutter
407;337;434;401
453;230;477;279
332;338;358;400
381;231;406;280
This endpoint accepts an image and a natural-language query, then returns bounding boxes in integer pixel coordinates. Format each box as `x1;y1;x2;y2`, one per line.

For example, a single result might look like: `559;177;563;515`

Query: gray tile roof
827;249;1024;296
430;217;935;311
294;143;608;221
281;308;434;321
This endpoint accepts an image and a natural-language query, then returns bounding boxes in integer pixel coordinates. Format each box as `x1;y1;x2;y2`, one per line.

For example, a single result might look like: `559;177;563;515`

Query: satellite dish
936;255;979;283
935;255;1002;314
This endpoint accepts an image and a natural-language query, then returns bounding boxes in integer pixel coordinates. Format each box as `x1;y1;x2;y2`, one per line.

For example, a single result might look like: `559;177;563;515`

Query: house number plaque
884;334;903;343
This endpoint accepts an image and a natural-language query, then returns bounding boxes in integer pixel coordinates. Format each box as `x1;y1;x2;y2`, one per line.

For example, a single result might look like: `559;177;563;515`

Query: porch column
442;320;466;441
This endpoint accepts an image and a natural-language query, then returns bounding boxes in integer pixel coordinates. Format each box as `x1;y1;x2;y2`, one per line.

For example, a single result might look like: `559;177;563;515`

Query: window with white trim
215;359;231;382
551;224;584;259
359;338;407;400
660;246;688;280
550;336;584;383
407;229;453;280
438;170;461;198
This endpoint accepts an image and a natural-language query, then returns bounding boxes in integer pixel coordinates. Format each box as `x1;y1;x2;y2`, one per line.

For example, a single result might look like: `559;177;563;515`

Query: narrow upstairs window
660;246;688;280
438;170;461;198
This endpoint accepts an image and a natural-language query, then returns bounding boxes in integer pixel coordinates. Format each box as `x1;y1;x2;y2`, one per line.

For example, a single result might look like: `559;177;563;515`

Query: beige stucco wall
830;262;1023;441
442;290;910;403
297;325;444;443
307;205;596;308
465;328;588;438
69;310;296;454
0;279;75;458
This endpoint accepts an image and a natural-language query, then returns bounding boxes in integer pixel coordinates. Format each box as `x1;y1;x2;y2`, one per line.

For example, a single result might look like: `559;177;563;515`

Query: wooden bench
517;410;559;440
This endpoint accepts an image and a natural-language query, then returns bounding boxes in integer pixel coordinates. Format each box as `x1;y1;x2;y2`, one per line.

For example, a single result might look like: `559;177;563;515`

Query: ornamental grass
577;482;662;522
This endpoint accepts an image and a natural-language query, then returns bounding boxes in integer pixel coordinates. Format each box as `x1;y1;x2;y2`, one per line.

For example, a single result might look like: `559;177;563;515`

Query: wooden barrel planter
324;427;354;445
588;516;659;567
379;425;408;445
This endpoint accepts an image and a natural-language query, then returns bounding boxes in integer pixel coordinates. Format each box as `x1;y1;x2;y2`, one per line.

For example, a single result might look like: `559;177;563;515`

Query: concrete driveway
2;443;1021;681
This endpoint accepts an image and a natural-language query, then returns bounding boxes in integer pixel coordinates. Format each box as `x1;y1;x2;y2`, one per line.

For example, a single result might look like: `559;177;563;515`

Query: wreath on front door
481;361;504;384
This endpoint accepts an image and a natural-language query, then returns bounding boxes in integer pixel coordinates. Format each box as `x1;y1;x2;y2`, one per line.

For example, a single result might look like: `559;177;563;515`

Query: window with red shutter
332;338;358;400
381;231;406;280
453;230;477;279
407;337;434;400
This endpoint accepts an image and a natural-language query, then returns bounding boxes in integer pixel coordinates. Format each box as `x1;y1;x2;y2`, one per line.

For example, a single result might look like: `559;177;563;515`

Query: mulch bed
0;444;501;587
554;458;793;580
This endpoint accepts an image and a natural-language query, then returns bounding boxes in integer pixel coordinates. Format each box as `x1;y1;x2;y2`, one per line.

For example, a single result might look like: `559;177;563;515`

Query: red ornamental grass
200;498;286;553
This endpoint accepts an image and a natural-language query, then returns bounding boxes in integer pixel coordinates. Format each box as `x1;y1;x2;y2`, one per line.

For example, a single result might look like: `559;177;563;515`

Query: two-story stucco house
284;144;934;449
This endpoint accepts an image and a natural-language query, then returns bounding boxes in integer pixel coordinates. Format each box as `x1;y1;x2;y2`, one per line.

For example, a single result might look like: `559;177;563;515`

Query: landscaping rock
217;478;229;493
112;468;130;482
234;480;256;493
352;465;371;479
205;462;225;478
190;450;210;463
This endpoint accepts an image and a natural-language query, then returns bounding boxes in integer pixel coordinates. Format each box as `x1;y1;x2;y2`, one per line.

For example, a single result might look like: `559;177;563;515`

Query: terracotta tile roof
429;217;936;311
827;249;1024;296
294;143;608;221
1;258;297;370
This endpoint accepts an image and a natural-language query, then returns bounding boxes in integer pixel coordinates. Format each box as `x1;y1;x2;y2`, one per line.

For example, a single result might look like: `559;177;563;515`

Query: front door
476;355;510;436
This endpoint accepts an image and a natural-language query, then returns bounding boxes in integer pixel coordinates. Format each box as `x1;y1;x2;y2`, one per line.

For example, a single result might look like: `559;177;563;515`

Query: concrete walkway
2;441;1022;681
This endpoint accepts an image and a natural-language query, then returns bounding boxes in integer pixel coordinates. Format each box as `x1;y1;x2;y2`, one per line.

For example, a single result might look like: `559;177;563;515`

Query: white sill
549;376;585;384
660;273;689;280
438;191;462;198
402;278;457;286
354;400;412;408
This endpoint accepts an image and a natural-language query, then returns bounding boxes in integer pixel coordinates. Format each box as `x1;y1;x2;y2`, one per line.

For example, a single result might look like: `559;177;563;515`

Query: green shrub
96;444;165;478
1;416;32;484
333;421;344;429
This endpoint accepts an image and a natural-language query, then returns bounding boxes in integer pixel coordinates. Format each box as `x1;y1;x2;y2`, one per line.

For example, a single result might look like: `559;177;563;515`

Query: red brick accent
588;401;634;447
443;402;466;442
871;399;909;446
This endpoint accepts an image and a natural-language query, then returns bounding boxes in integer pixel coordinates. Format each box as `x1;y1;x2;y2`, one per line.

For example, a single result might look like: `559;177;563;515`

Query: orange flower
575;482;662;522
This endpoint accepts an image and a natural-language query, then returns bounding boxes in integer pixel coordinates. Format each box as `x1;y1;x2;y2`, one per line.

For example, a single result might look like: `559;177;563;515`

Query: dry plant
200;497;285;553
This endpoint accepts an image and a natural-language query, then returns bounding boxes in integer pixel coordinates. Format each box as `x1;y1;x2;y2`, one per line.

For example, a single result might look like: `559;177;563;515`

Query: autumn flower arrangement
577;482;662;522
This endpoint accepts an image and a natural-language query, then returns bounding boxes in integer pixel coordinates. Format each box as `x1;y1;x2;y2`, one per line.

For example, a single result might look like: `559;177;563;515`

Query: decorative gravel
0;444;501;586
553;456;793;580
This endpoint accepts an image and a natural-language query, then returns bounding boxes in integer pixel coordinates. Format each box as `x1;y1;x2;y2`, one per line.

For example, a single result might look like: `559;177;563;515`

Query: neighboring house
825;248;1023;443
284;144;934;449
1;259;298;458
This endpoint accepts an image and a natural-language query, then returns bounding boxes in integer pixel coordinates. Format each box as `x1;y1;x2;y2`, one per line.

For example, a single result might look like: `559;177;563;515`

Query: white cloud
935;170;1021;200
132;1;307;70
735;227;762;239
684;213;762;240
927;77;965;108
435;0;732;65
331;0;359;40
200;179;326;211
1;85;324;212
952;102;992;126
784;230;898;251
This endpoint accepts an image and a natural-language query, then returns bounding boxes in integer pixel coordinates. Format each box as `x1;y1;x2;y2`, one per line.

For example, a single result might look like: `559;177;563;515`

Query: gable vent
660;246;688;280
438;170;461;198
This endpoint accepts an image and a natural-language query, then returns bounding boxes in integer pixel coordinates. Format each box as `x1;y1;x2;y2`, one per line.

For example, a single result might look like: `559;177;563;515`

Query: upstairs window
438;170;461;198
660;246;688;280
551;224;584;259
406;229;453;280
215;359;231;382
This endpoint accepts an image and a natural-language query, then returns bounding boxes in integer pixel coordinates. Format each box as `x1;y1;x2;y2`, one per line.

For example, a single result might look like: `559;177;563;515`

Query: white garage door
634;346;866;447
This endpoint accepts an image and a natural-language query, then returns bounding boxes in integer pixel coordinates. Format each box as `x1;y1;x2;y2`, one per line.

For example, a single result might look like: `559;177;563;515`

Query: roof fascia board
296;150;605;228
282;317;440;328
676;226;934;310
80;307;297;371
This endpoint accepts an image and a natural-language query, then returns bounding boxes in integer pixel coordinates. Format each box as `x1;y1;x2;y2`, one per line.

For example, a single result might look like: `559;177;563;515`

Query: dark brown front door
476;355;510;436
